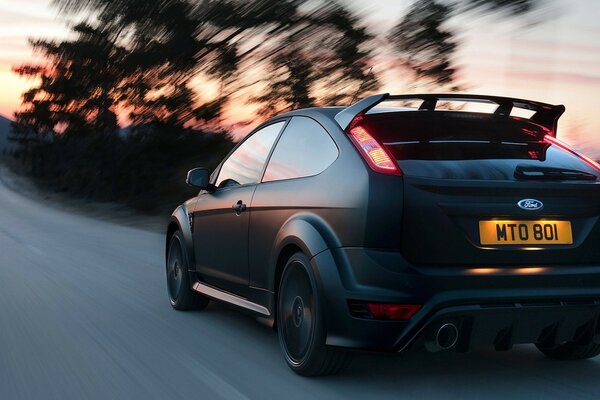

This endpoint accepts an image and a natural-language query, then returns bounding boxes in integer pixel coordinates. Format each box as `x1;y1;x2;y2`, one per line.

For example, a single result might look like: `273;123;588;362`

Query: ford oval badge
518;199;544;211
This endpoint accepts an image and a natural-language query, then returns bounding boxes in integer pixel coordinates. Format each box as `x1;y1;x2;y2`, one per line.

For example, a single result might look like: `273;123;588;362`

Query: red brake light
348;125;402;176
545;135;600;172
367;303;421;320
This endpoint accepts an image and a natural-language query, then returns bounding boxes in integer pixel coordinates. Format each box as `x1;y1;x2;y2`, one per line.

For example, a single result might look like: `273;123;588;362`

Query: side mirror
186;168;211;190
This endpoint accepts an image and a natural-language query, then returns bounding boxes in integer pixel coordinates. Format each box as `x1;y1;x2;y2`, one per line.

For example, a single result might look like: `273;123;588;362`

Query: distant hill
0;114;12;154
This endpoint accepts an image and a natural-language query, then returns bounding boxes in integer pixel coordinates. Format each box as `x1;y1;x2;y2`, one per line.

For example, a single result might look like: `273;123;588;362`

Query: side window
263;116;338;182
216;121;285;188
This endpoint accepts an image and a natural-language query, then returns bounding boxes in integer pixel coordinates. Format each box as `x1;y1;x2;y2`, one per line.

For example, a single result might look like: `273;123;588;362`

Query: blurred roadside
0;159;166;232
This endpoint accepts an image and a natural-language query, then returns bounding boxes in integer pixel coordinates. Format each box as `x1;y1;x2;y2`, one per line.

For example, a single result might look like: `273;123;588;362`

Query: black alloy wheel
166;231;209;310
277;251;352;376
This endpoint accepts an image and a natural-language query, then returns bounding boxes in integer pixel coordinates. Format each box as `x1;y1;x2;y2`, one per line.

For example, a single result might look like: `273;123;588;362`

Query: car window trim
256;118;292;184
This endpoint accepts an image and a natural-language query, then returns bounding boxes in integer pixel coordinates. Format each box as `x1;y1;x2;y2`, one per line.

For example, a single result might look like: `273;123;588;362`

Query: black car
165;93;600;376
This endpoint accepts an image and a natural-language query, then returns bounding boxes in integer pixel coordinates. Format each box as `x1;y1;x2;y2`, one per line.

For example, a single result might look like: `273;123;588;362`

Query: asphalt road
0;176;599;400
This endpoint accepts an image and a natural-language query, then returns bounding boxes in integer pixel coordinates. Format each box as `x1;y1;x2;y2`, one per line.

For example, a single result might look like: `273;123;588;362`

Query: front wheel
536;341;600;360
277;252;352;376
166;231;209;311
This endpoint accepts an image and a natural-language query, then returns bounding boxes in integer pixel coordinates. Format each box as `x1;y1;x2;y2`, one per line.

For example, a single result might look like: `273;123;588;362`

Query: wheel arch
166;205;196;269
268;214;342;325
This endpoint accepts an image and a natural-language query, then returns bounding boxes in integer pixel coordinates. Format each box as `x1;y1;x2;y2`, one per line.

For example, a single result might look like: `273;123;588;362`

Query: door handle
232;200;247;215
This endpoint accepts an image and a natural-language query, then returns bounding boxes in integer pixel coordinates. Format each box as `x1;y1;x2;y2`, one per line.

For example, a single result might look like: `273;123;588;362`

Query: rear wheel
536;341;600;360
277;251;352;376
166;231;209;310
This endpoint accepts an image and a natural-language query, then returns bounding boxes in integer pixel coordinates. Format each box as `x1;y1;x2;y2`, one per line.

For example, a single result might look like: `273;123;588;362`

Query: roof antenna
350;67;373;105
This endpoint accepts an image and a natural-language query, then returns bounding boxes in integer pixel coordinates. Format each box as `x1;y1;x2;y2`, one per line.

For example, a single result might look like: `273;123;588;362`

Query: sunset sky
1;0;599;157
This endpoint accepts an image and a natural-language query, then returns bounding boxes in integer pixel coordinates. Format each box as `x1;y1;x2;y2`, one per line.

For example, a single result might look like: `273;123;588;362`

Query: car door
192;121;286;296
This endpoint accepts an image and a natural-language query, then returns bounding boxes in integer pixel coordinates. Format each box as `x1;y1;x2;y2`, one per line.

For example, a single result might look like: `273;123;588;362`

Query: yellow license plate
479;220;573;245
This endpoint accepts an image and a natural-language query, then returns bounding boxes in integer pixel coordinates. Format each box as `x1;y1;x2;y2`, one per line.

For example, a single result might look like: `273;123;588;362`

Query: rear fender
269;215;352;336
269;213;341;292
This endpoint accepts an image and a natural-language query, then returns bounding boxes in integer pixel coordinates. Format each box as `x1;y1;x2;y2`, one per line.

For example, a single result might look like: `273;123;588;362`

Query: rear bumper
312;247;600;352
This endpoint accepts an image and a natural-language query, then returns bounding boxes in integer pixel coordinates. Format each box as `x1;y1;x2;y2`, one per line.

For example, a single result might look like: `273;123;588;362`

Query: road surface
0;174;599;400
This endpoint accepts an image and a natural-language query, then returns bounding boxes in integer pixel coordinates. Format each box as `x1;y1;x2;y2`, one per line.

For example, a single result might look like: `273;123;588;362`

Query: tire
166;231;209;311
536;341;600;361
277;251;352;376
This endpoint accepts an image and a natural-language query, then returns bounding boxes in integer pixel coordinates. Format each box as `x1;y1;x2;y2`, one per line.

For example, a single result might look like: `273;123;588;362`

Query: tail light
366;303;421;320
347;117;402;176
545;135;600;173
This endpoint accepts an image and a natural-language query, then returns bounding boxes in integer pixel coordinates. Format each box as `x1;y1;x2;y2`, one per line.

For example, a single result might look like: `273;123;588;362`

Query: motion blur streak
0;173;599;399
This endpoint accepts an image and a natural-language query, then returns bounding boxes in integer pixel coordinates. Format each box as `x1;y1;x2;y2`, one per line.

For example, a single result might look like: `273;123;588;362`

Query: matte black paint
167;96;600;353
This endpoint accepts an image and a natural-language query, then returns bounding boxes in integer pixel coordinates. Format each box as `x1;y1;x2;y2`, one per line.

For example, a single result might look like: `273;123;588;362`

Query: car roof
275;105;417;120
274;106;344;121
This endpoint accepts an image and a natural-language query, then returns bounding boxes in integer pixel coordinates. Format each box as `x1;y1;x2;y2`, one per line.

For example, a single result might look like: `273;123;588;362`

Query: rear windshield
364;111;548;161
363;110;598;180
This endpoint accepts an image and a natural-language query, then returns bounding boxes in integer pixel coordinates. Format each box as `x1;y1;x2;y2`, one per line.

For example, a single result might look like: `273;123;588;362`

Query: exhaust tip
436;323;459;349
425;323;459;352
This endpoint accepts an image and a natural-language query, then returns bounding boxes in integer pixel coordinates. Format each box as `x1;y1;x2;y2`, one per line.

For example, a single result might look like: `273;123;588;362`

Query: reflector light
545;135;600;172
367;303;421;320
348;125;402;175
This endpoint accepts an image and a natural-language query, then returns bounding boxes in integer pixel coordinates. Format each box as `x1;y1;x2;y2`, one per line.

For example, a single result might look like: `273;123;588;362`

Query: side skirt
192;281;271;317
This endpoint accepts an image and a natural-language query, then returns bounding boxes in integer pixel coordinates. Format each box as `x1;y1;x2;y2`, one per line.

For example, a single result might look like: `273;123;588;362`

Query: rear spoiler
335;93;566;137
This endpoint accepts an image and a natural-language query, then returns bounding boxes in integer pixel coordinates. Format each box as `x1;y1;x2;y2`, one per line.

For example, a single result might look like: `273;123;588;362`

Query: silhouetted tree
388;0;541;91
389;0;457;88
49;0;378;119
253;1;378;114
13;23;124;138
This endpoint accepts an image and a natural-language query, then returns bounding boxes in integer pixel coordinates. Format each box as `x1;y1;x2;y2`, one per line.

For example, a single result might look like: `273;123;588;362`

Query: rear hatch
363;110;600;266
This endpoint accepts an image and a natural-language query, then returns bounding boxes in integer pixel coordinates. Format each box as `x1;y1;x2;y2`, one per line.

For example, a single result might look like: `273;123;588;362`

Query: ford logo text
517;199;544;211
